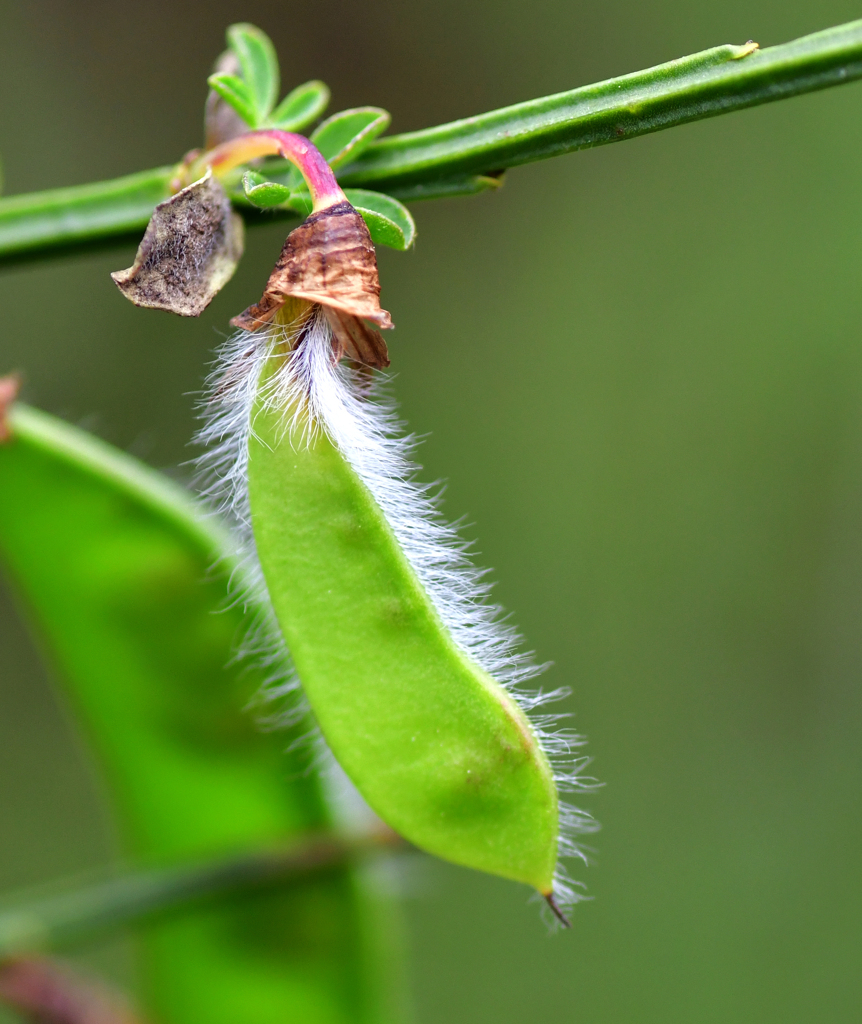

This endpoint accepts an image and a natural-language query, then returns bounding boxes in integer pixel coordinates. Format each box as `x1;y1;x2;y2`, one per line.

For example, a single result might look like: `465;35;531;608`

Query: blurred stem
0;829;404;956
2;18;862;261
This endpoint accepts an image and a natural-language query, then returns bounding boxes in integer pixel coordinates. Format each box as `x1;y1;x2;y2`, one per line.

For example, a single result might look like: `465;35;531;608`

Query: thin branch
341;20;862;187
0;167;174;263
2;19;862;262
0;828;404;957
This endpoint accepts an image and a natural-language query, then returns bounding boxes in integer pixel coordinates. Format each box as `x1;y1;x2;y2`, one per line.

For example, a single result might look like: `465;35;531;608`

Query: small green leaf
268;80;331;131
226;22;279;121
311;107;391;170
207;72;257;127
205;50;249;149
343;188;416;250
246;159;303;193
241;171;292;209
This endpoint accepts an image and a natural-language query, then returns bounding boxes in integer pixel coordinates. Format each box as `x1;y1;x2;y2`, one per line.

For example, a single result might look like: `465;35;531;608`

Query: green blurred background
2;1;862;1020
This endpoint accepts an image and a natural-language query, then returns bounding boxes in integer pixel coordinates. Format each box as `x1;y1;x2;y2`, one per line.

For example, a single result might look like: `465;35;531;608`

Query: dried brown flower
230;201;393;369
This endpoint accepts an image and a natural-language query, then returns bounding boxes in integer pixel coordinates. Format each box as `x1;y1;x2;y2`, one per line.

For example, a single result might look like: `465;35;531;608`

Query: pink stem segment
185;130;346;213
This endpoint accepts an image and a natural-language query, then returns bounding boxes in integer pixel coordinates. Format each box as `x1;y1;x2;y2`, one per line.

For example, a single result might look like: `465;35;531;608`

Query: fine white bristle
196;307;598;919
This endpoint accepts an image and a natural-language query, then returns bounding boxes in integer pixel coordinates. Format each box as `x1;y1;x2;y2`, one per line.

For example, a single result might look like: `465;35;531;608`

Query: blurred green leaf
0;405;404;1024
0;831;403;958
206;73;258;128
242;171;292;209
269;80;331;131
227;23;279;122
344;189;416;250
312;108;391;171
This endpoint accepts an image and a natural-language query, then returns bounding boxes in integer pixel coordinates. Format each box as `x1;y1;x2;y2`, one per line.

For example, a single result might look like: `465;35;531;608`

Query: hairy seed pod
199;314;595;923
198;184;595;922
249;314;561;894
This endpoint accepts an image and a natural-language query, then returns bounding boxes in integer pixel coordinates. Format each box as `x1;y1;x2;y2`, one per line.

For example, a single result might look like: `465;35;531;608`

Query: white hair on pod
195;321;309;736
197;306;598;920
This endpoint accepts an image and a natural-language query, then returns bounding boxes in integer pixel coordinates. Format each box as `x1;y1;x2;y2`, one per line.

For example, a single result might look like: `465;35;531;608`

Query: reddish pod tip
0;374;21;443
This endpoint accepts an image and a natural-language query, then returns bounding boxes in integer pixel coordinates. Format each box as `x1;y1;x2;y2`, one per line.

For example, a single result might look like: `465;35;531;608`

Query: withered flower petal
111;171;244;318
230;200;392;369
322;305;390;368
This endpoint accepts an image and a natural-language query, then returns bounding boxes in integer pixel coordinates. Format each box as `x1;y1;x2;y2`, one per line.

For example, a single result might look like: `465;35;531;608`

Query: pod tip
544;891;571;928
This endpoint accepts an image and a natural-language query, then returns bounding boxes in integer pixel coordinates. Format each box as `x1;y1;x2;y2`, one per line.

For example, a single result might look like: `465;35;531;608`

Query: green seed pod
199;293;595;922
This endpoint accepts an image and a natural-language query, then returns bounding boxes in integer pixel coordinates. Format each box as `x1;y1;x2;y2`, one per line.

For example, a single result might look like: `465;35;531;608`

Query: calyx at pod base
109;130;393;369
231;200;392;369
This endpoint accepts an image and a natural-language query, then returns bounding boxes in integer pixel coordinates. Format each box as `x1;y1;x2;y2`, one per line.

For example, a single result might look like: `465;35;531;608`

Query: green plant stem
2;19;862;261
0;167;174;261
0;829;404;957
340;21;862;187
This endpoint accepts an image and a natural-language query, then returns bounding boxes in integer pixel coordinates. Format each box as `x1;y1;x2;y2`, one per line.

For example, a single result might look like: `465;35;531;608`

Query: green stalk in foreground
0;400;403;1024
0;830;403;959
2;19;862;260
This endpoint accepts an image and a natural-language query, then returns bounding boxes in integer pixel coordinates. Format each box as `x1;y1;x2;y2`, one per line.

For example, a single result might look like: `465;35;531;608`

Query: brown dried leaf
0;957;146;1024
0;374;20;443
111;171;244;318
230;200;393;340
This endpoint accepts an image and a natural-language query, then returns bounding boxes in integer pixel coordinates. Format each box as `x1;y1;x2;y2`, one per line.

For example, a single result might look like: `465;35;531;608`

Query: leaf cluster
208;24;329;132
210;24;415;250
